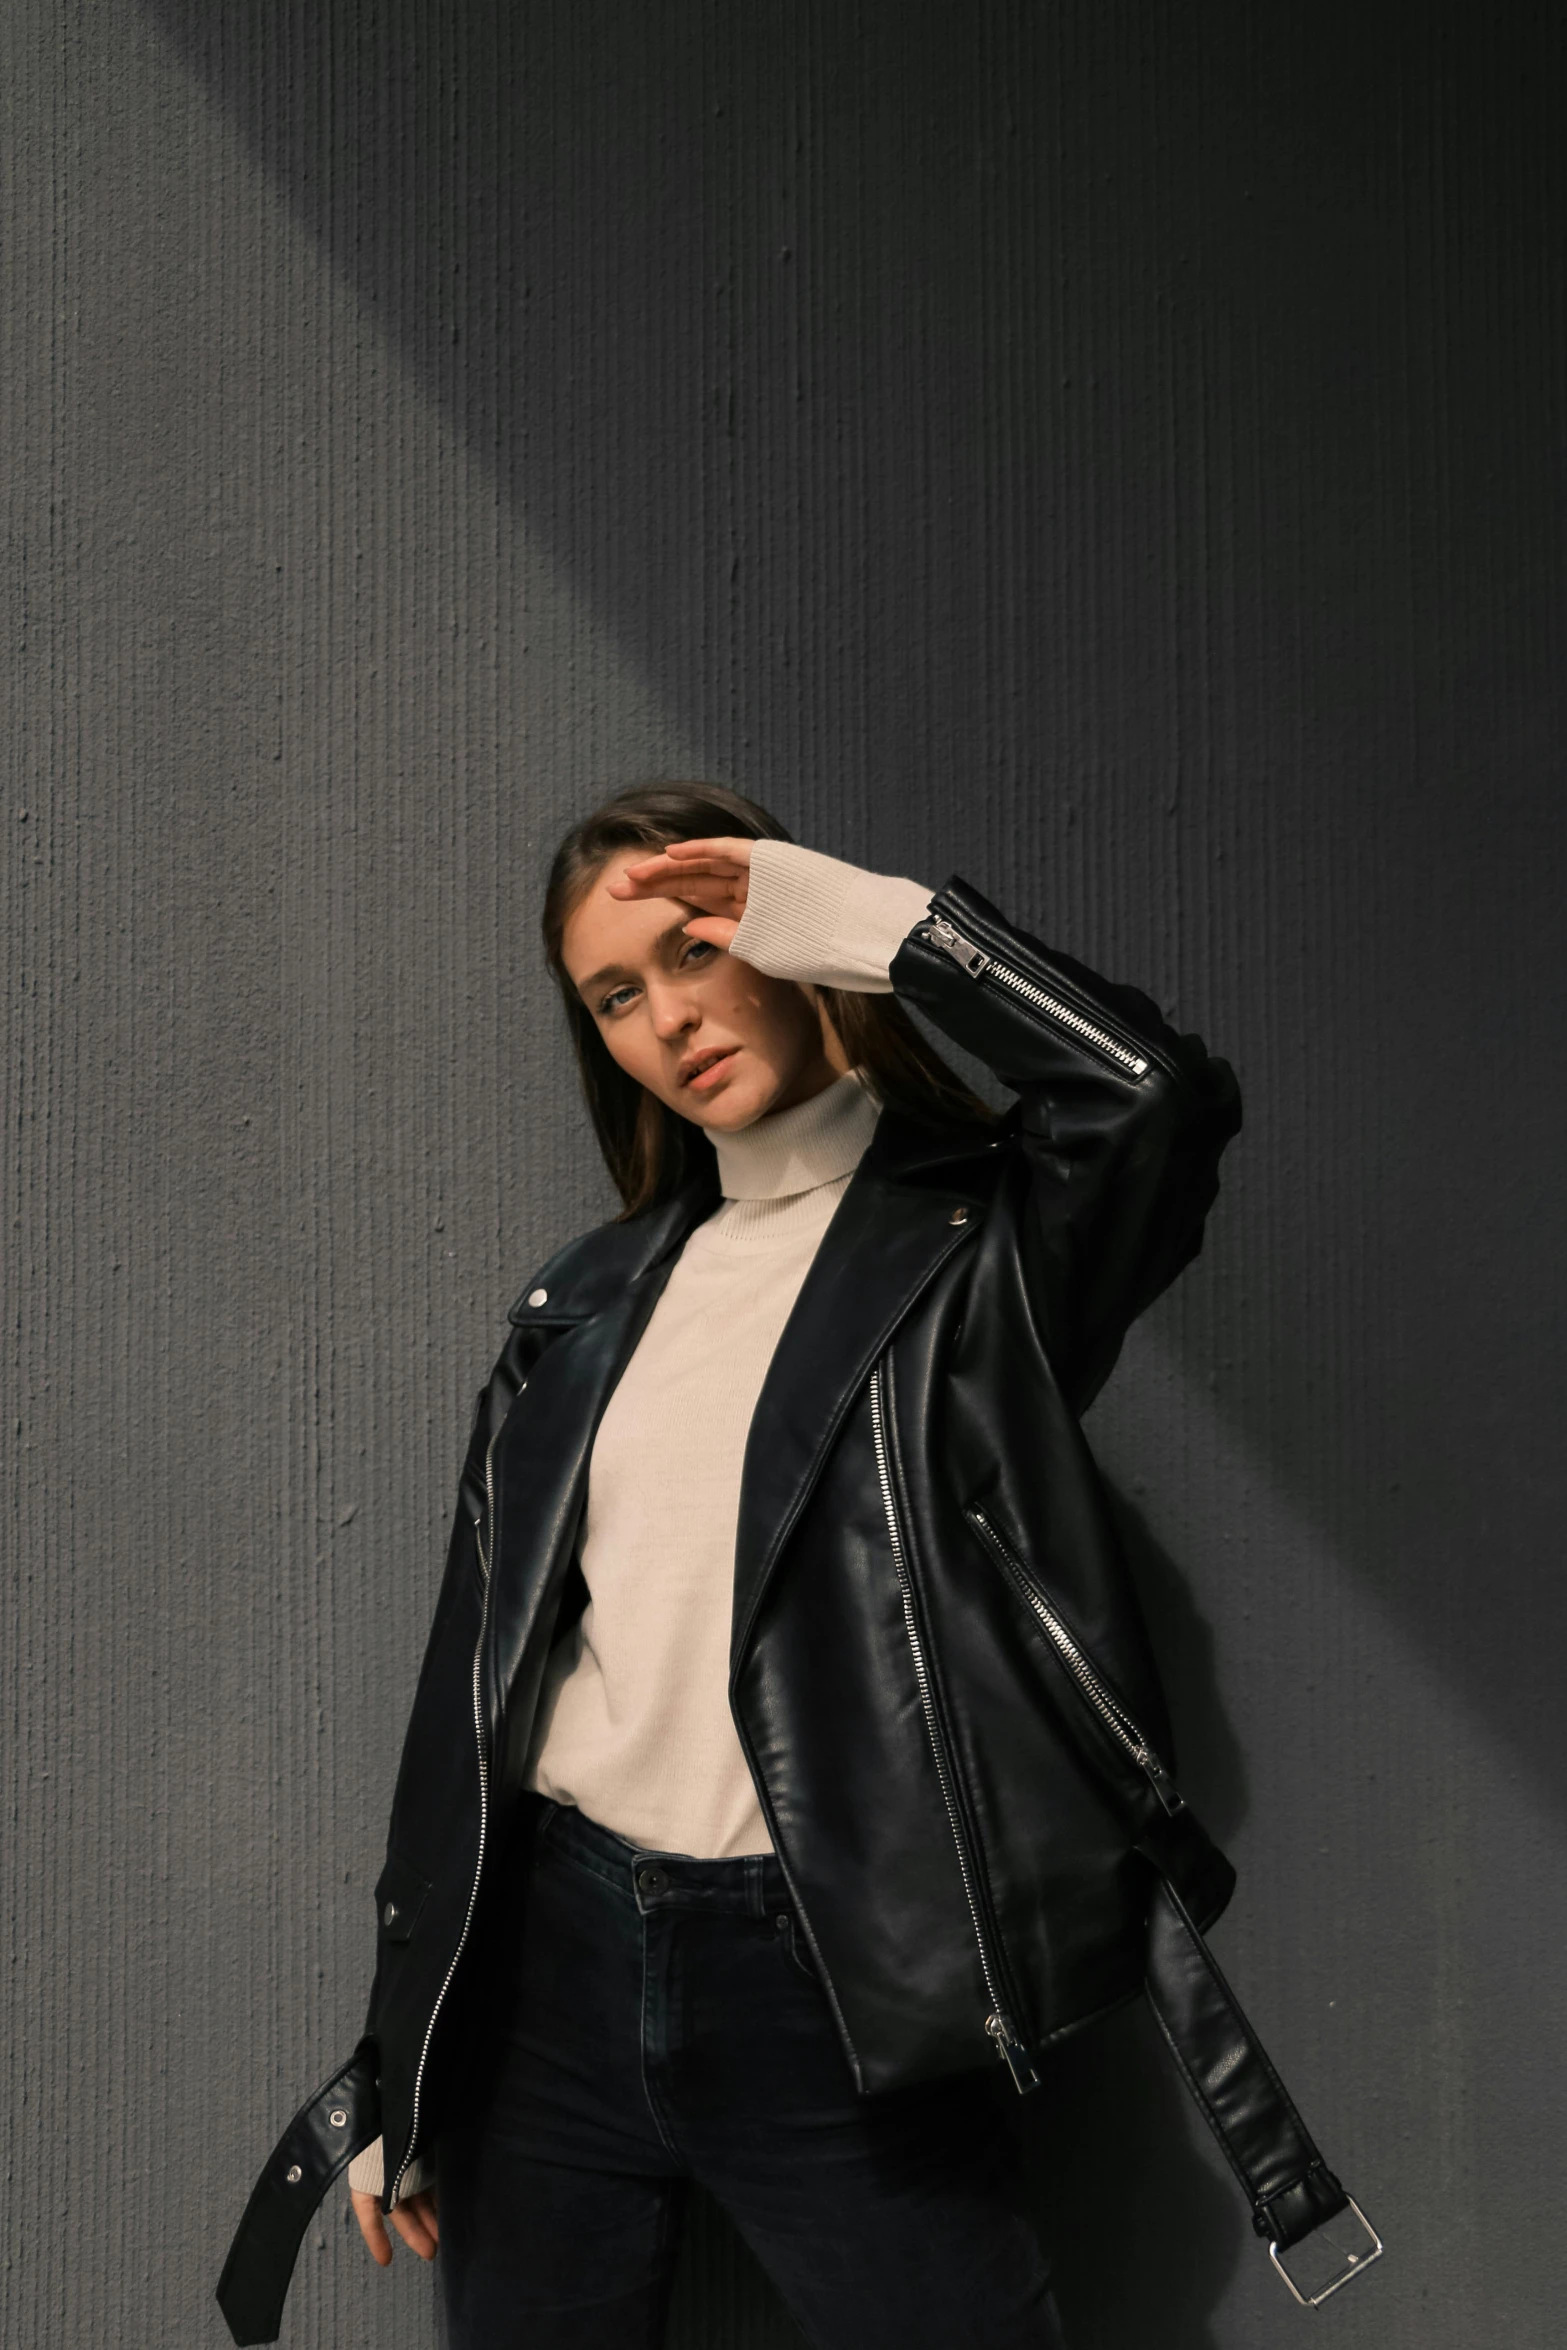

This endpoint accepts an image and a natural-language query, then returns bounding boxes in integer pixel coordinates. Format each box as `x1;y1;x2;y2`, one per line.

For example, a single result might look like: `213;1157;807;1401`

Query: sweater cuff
346;2135;432;2203
729;838;935;994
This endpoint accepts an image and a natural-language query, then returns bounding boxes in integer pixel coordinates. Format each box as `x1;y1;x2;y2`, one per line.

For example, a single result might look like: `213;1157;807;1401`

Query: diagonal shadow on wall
132;0;1567;1840
126;0;1566;2340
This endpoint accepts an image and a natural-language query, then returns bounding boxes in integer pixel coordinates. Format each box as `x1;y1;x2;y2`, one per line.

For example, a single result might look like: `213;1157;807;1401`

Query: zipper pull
985;2011;1041;2094
921;918;991;979
1139;1749;1186;1816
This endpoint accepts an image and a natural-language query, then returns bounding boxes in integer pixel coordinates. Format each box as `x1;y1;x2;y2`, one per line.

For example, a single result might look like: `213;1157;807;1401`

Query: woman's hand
609;835;754;951
350;2184;440;2266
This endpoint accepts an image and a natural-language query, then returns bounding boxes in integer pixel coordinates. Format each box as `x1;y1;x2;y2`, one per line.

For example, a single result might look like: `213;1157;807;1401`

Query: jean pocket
523;1798;564;1878
775;1908;821;1985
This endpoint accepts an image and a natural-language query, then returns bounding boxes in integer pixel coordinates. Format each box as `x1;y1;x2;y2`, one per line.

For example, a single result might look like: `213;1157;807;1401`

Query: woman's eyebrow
576;914;694;999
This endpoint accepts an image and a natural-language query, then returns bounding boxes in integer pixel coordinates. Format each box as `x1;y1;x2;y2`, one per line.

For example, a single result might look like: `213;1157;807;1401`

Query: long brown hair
541;781;1000;1218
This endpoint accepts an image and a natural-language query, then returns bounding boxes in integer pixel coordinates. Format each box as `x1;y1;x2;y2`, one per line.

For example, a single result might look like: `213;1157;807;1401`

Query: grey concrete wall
4;3;1563;2345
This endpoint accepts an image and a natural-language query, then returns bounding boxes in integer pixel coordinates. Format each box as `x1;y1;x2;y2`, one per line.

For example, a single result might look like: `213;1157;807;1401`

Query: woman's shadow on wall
662;1486;1251;2350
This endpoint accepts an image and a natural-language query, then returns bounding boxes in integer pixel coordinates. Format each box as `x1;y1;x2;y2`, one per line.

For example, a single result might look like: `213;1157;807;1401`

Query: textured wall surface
4;4;1564;2345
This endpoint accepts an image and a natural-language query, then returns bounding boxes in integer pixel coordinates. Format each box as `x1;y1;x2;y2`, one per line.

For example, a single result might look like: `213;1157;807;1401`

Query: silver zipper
966;1505;1180;1813
389;1418;500;2200
869;1361;1039;2095
473;1432;496;1585
920;917;1150;1080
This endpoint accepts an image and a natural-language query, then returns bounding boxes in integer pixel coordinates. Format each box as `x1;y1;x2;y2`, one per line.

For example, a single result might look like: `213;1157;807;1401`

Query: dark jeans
435;1789;1066;2349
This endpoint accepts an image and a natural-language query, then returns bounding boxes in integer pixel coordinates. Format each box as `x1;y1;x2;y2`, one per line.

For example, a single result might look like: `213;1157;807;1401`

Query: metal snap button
383;1901;399;1928
637;1865;669;1895
948;1204;969;1224
526;1287;548;1307
328;2108;348;2129
285;2164;303;2185
775;1914;789;1932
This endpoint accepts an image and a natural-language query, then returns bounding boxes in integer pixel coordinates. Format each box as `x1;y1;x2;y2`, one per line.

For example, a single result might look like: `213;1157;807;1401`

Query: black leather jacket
222;875;1369;2342
375;866;1242;2134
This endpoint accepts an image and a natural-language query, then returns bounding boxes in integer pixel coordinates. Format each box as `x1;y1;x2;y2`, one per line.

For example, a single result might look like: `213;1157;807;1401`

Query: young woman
219;781;1369;2349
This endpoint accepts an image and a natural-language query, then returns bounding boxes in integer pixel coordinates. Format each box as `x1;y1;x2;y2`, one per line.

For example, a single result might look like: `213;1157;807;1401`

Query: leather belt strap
1143;1865;1348;2246
215;2035;380;2347
1128;1807;1382;2302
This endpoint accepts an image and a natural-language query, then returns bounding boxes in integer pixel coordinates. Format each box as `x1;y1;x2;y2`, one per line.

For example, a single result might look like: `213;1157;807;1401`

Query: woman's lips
686;1048;740;1094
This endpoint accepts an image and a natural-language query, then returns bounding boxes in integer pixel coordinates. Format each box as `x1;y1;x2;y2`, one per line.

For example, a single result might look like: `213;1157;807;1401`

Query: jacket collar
664;1093;1014;1249
655;1093;1008;1253
862;1095;1018;1180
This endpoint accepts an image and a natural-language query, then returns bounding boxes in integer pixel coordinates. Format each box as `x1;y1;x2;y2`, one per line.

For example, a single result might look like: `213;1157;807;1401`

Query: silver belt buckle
1269;2196;1383;2308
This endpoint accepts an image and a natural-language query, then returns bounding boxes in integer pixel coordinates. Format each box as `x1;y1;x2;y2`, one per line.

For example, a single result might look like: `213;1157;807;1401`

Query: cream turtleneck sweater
349;840;934;2200
518;1061;883;1856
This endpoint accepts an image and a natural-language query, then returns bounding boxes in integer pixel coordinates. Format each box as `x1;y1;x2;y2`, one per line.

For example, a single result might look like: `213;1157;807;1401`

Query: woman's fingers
611;835;753;915
350;2189;394;2268
390;2189;440;2261
652;834;754;872
350;2184;439;2266
680;914;741;950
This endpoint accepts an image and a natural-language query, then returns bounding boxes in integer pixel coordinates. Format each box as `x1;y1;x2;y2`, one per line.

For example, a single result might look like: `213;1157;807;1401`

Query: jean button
638;1864;669;1896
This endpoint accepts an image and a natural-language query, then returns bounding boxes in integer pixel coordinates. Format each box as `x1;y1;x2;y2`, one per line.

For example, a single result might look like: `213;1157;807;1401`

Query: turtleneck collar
711;1066;881;1201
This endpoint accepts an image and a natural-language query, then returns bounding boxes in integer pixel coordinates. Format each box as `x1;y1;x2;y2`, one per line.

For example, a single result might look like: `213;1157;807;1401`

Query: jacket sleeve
886;869;1243;1414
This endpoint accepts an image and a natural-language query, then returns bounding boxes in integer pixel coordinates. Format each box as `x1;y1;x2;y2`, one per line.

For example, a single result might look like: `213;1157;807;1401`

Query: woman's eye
597;941;715;1018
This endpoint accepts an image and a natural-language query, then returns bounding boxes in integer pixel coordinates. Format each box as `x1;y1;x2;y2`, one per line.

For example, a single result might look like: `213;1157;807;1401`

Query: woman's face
560;848;848;1132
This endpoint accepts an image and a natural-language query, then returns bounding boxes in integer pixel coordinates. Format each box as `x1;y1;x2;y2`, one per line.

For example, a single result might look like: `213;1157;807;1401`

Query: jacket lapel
729;1108;1000;1670
485;1180;714;1722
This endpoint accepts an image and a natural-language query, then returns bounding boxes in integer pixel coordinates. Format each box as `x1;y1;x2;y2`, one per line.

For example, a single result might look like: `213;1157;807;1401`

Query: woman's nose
646;985;699;1038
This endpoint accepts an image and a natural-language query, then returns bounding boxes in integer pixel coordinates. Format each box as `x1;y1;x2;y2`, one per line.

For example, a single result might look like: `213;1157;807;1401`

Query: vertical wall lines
4;3;1565;2345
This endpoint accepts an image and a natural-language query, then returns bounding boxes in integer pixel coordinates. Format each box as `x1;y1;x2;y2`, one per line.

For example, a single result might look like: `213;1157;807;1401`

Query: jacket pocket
373;1849;433;1945
962;1502;1176;1805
